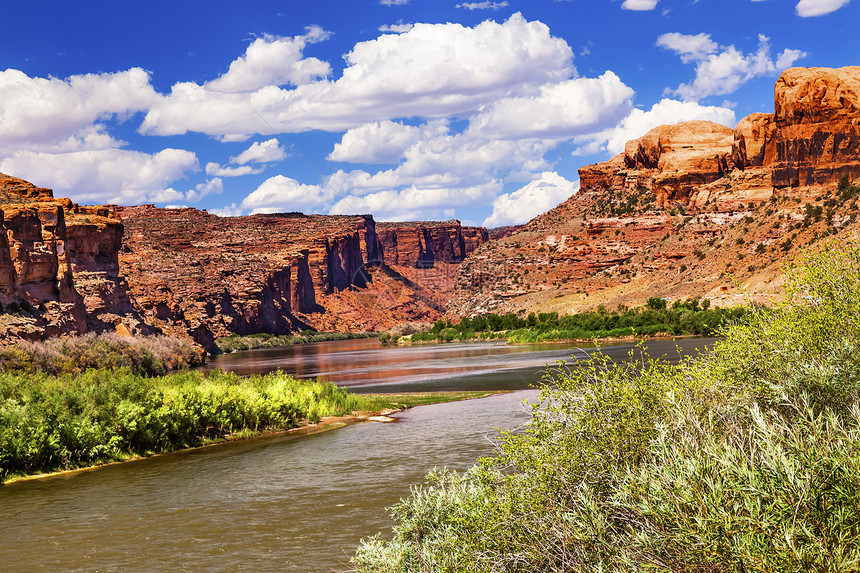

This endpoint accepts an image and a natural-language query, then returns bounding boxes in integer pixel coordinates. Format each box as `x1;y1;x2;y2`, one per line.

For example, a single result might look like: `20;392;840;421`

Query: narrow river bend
0;338;713;572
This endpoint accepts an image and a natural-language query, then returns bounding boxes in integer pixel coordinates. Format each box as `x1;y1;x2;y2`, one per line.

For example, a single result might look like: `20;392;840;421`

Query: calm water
201;337;713;393
0;338;713;573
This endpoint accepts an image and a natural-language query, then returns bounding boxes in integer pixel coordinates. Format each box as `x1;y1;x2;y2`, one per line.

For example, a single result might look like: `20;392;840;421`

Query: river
0;337;713;572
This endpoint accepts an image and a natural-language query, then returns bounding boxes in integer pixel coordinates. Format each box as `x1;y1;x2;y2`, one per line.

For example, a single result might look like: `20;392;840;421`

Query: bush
0;333;203;377
0;369;370;482
353;241;860;572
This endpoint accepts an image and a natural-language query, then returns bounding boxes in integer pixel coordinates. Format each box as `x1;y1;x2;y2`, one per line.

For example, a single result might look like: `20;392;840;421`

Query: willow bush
354;242;860;573
0;369;369;483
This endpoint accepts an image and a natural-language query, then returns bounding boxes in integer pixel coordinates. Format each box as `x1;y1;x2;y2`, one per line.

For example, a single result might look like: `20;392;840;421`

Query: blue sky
0;0;857;227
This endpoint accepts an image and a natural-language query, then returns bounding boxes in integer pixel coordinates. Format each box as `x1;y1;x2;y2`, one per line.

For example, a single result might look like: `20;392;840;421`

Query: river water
0;337;713;573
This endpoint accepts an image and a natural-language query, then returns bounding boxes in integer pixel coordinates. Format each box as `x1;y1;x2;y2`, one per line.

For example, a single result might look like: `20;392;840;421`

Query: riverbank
215;331;376;354
381;301;749;346
0;386;500;485
353;243;860;572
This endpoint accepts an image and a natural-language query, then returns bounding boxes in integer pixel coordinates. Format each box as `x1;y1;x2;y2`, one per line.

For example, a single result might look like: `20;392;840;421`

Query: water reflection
202;337;714;393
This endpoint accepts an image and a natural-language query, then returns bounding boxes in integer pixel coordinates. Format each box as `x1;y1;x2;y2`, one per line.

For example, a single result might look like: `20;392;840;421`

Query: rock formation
451;66;860;317
116;206;487;348
0;173;145;341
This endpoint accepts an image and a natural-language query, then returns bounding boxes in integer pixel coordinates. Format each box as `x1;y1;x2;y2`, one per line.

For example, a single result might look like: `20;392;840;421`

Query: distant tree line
387;298;749;344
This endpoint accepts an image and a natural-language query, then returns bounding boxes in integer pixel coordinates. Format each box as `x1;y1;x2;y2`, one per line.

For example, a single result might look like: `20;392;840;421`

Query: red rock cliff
451;66;860;317
0;174;144;340
117;207;488;347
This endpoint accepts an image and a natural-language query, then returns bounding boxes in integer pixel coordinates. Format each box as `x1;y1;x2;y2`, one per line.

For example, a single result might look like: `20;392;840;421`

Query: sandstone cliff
117;207;487;347
0;174;146;341
451;66;860;317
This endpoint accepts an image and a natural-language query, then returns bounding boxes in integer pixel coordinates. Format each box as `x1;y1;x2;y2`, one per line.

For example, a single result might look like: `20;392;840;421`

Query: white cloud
467;72;634;140
0;67;157;150
656;32;718;62
328;121;448;164
622;0;658;10
378;21;413;33
240;175;331;213
205;163;263;177
231;138;288;164
795;0;852;16
658;33;807;100
206;28;331;93
186;178;223;202
574;98;737;156
380;0;409;4
457;2;509;9
330;181;502;221
483;172;577;227
209;203;245;217
0;148;199;204
140;14;575;139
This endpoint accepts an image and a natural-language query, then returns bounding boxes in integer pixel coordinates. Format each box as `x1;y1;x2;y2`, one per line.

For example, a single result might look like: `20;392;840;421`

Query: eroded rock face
772;66;860;188
0;174;143;340
376;221;489;267
117;207;488;347
450;66;860;318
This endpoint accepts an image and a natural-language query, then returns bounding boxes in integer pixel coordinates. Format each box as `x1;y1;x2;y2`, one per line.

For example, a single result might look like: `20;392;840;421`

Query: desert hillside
450;66;860;317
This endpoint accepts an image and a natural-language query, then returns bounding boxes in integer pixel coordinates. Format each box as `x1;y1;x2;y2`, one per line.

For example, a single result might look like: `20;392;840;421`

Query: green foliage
217;331;374;353
0;333;203;377
407;300;741;345
354;242;860;573
0;369;369;482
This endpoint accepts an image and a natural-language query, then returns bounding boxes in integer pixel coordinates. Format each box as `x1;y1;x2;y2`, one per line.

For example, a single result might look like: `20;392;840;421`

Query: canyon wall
0;174;145;341
116;207;487;347
0;175;487;347
451;66;860;317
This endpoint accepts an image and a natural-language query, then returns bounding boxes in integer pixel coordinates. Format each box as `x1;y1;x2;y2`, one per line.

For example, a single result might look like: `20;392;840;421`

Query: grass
352;241;860;573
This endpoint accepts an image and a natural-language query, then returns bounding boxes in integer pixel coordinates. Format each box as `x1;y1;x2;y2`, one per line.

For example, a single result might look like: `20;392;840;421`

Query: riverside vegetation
383;299;747;345
0;333;479;484
216;331;375;353
354;242;860;572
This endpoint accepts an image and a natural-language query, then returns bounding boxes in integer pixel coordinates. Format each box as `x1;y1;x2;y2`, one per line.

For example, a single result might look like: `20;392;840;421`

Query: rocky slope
0;174;487;347
117;206;487;348
451;66;860;317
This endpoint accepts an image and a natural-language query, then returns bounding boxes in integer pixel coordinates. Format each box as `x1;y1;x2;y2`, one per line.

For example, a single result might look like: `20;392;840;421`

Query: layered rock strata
0;174;145;340
117;207;487;347
451;66;860;317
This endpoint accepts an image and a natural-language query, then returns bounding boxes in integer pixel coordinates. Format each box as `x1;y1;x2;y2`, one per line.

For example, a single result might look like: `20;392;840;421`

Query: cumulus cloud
483;172;577;227
231;138;288;164
209;203;245;217
206;28;331;93
574;98;737;156
0;67;157;151
795;0;852;16
656;32;718;62
0;148;199;204
240;175;331;213
622;0;658;10
329;181;503;221
379;21;413;33
328;121;448;164
658;33;807;100
205;163;263;177
467;72;634;140
457;2;509;9
140;14;575;139
186;178;224;202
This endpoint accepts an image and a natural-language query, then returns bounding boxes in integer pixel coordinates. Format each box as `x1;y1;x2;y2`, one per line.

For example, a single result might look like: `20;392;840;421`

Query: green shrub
353;241;860;573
